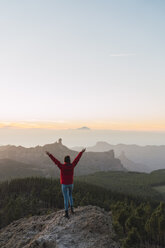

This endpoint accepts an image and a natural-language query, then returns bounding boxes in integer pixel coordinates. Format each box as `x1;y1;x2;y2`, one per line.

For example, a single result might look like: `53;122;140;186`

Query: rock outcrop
0;206;120;248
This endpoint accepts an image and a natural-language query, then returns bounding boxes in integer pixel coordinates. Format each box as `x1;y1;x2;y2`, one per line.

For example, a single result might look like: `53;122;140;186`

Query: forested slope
76;170;165;201
0;177;165;247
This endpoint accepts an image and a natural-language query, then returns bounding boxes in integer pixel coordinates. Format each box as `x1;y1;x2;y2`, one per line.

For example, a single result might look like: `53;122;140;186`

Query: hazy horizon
1;127;165;148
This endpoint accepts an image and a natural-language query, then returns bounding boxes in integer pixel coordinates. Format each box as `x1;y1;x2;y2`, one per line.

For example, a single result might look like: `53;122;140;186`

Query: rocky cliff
0;206;120;248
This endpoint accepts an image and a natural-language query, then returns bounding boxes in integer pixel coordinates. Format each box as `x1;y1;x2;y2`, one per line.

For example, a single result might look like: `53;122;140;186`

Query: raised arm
46;151;62;169
72;148;86;167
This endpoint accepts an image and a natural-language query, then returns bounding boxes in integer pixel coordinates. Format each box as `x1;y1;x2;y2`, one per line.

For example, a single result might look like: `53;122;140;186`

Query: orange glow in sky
0;120;165;131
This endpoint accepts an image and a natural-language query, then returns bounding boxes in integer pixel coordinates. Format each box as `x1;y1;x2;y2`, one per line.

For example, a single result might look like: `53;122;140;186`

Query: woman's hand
81;148;86;153
45;151;50;156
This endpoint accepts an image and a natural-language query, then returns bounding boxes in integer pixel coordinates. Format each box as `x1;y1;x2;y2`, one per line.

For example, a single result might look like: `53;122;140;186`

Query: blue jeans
61;184;74;211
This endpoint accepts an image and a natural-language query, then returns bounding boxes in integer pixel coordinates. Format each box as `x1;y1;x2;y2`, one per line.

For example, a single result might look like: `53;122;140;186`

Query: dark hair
64;155;71;163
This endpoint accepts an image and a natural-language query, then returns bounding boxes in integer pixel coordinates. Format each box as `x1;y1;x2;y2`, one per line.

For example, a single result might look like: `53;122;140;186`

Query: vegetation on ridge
76;170;165;201
0;177;165;247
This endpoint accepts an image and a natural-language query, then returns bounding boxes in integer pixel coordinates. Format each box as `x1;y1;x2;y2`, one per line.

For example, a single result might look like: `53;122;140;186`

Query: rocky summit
0;206;120;248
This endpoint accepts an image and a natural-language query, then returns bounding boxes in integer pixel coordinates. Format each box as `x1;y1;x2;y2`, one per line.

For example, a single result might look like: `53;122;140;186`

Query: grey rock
0;206;120;248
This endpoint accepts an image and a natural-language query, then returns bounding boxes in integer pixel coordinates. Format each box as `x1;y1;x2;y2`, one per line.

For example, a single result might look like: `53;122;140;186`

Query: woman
46;148;86;218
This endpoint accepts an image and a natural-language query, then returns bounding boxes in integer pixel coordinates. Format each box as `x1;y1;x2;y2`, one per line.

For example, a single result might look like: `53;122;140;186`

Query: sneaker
71;206;74;214
63;210;69;218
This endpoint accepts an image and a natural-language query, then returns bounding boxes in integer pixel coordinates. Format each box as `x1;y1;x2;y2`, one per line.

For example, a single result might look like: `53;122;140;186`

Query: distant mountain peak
77;126;91;130
96;141;110;145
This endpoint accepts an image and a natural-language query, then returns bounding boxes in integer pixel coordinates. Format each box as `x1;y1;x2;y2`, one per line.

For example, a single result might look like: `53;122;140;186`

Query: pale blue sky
0;0;165;130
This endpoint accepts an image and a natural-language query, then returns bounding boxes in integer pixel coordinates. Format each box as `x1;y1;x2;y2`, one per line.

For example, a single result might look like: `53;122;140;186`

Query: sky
0;0;165;146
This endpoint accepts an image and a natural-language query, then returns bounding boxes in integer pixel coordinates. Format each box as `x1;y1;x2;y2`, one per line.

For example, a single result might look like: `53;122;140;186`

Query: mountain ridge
72;141;165;172
0;140;124;181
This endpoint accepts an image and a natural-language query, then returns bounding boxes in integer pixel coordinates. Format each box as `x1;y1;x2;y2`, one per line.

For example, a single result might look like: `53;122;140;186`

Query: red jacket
47;151;83;185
